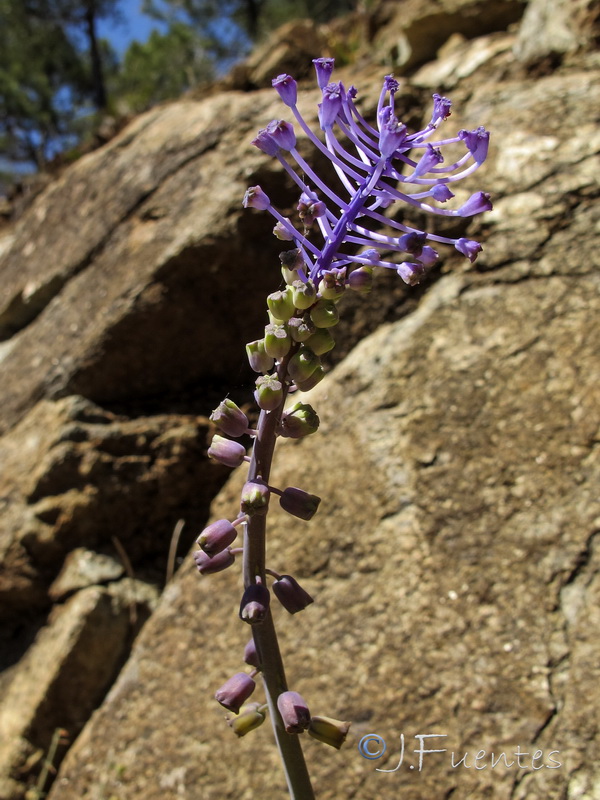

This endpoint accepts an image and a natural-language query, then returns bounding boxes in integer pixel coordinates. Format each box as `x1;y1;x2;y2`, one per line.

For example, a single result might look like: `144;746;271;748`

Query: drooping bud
244;638;261;669
254;374;283;411
347;266;373;293
290;280;316;310
242;185;271;210
239;582;270;624
273;575;314;614
319;82;343;129
215;672;256;713
241;479;270;516
266;119;296;151
313;57;335;89
197;519;238;556
273;219;295;240
294;365;325;392
193;547;235;575
457;191;493;217
228;702;268;737
264;323;291;360
455;237;482;262
308;715;351;749
304;328;334;356
288;315;315;342
318;267;346;300
277;691;311;734
310;299;339;328
297;193;326;227
210;399;249;437
208;435;246;468
267;287;295;322
272;73;297;106
280;248;304;283
278;402;320;439
279;487;321;520
396;261;427;286
246;339;274;373
287;347;320;383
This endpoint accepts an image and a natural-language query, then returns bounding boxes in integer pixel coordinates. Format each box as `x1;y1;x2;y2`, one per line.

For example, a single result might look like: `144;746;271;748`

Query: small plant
194;57;491;798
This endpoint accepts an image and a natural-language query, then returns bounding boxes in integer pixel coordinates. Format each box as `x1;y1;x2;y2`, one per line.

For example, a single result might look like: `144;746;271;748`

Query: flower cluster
193;58;490;794
244;57;491;286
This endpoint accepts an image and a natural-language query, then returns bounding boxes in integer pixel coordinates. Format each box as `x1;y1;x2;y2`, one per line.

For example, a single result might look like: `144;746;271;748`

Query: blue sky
97;0;167;57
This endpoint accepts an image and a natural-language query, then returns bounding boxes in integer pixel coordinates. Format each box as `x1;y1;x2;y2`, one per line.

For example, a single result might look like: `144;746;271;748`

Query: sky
97;0;168;57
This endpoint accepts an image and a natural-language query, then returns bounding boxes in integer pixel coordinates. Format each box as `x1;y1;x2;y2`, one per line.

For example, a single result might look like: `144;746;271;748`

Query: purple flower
277;691;311;734
244;58;492;284
197;519;238;556
273;575;314;614
215;673;256;713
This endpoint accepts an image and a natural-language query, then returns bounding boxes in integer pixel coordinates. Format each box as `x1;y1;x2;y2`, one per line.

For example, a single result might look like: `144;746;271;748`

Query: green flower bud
267;287;295;322
254;374;284;411
278;401;320;438
291;280;316;310
246;339;274;373
307;715;351;749
264;323;291;359
287;347;320;383
305;328;335;356
288;316;316;343
228;702;267;737
310;299;339;329
294;365;325;392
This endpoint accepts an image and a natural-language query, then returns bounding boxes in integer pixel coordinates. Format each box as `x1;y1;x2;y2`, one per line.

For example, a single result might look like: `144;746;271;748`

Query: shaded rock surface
0;0;599;798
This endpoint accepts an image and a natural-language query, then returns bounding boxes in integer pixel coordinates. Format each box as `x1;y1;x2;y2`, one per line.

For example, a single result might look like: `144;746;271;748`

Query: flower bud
272;73;297;107
396;261;427;286
243;185;270;210
318;267;345;300
273;219;295;240
239;583;270;624
254;374;283;411
348;266;373;293
215;672;256;713
310;299;339;328
264;323;291;359
243;638;261;669
279;487;321;521
228;702;267;737
197;519;238;556
277;691;311;734
290;280;316;310
267;287;295;322
273;575;314;614
308;715;351;749
210;399;249;437
246;339;274;373
304;328;334;356
193;547;235;575
294;365;325;392
278;402;319;439
208;435;246;468
287;347;320;383
241;479;270;516
288;316;315;343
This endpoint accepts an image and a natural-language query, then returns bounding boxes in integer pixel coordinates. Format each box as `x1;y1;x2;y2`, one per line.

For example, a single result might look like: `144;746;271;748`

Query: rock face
1;0;599;798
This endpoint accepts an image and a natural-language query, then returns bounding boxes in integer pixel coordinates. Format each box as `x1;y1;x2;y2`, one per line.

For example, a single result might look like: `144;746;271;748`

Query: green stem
243;351;316;800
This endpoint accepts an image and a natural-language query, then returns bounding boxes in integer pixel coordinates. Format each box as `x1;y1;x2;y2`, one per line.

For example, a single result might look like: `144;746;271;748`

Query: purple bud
272;73;297;106
279;248;304;270
242;185;270;210
431;183;454;202
193;547;235;575
273;219;295;241
396;261;428;286
197;519;238;556
455;238;483;262
277;691;311;734
383;74;399;94
278;401;320;439
273;575;314;614
431;93;452;125
457;191;493;216
208;435;246;467
246;339;274;373
215;672;256;713
266;119;296;151
297;192;326;226
244;638;261;669
412;144;443;177
418;246;439;267
378;107;407;159
241;479;270;516
240;582;270;624
398;231;427;255
254;374;284;411
458;126;490;163
251;128;280;156
279;487;321;521
210;399;249;437
313;57;335;89
348;266;373;293
319;83;343;129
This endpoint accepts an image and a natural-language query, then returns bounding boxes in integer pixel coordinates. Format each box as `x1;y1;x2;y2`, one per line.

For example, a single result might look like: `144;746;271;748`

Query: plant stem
242;354;316;800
